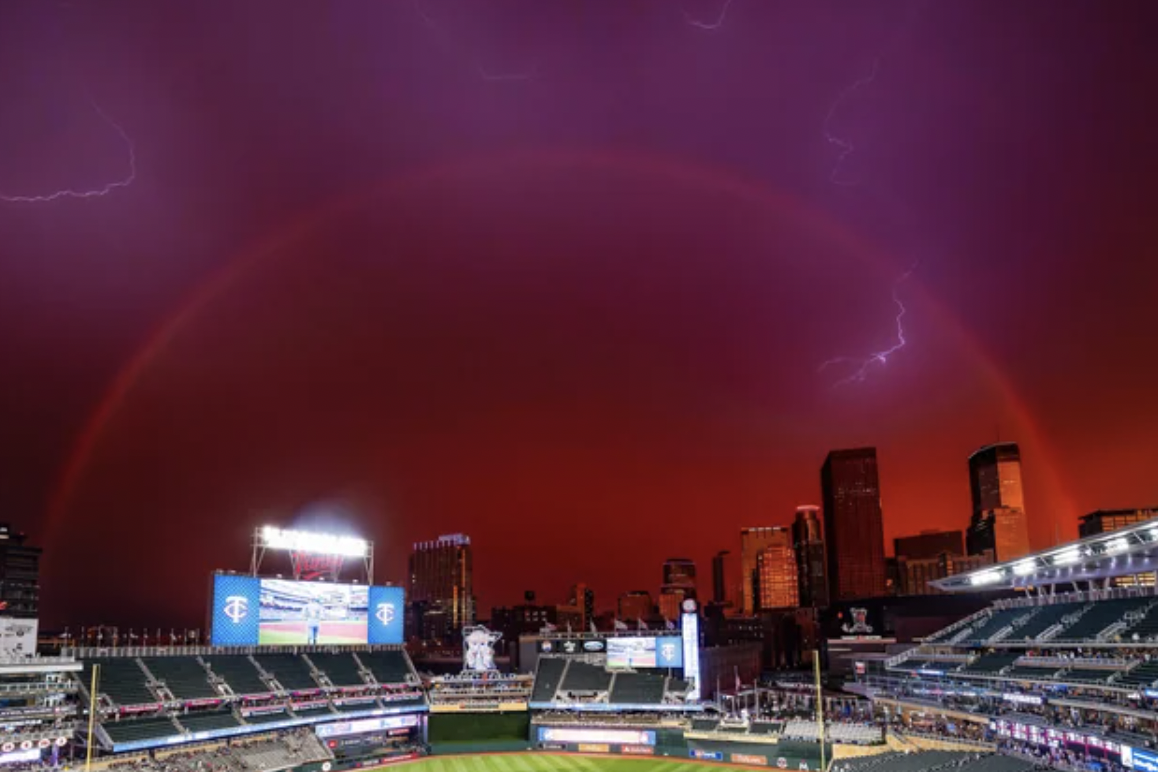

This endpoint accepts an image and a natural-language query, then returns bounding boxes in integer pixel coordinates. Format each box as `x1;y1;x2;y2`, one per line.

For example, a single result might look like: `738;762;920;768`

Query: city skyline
4;2;1156;627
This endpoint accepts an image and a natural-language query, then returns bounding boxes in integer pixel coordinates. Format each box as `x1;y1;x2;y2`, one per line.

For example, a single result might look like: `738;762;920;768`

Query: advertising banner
577;744;610;754
733;754;768;765
0;618;39;657
537;728;656;746
606;636;683;668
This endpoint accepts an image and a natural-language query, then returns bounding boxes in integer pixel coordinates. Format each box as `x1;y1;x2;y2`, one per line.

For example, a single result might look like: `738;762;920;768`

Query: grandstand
529;655;697;710
862;518;1158;771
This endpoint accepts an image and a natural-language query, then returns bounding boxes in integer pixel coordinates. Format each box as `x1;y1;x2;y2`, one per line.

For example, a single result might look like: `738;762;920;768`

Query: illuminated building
896;551;993;595
755;531;798;610
1078;507;1158;537
408;533;474;634
0;524;41;620
1077;507;1158;587
894;530;964;560
568;583;595;629
661;558;697;595
617;590;652;622
792;506;828;608
966;443;1030;561
658;588;688;621
821;448;887;600
740;527;783;614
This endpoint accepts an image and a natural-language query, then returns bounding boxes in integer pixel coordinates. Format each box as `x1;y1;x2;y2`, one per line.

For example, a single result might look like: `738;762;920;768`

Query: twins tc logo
375;602;396;626
660;642;676;662
223;595;249;624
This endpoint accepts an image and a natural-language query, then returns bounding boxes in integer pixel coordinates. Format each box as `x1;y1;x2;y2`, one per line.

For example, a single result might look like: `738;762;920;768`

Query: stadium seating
963;608;1034;643
177;709;240;733
308;652;366;687
559;661;612;693
1122;602;1158;640
691;717;720;732
531;658;566;702
1053;597;1150;640
141;657;218;700
1058;667;1117;683
255;654;320;691
358;650;413;685
608;672;665;704
1117;660;1158;687
205;655;271;696
242;710;290;725
102;716;180;744
1003;663;1060;680
292;705;334;718
1004;603;1079;641
333;700;377;713
84;658;158;707
749;720;782;735
958;652;1019;675
833;753;1032;772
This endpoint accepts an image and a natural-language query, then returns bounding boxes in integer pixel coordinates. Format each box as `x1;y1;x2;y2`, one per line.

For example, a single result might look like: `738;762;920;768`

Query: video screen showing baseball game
258;579;367;645
209;574;404;647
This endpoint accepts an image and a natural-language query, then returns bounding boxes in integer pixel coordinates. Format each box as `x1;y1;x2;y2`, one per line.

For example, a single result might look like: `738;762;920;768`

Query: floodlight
260;525;368;557
1052;547;1082;566
1104;537;1130;555
1012;559;1037;577
970;570;1003;586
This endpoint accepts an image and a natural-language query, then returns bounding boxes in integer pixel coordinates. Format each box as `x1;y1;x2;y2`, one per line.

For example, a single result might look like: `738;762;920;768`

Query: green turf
395;753;753;772
257;629;365;645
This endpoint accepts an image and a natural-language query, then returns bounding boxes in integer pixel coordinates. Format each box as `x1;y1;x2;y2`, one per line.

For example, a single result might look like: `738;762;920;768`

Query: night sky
1;1;1155;629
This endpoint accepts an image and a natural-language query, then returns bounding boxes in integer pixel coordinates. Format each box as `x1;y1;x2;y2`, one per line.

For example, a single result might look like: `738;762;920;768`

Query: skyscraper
755;530;798;610
1078;507;1158;538
967;443;1030;561
408;533;474;634
711;551;730;605
792;506;828;608
618;590;653;622
821;448;887;601
569;583;595;630
661;558;697;596
740;527;783;614
0;525;41;620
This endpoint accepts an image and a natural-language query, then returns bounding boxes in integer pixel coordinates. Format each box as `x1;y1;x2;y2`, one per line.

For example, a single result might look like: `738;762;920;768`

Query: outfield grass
394;754;757;772
257;621;366;645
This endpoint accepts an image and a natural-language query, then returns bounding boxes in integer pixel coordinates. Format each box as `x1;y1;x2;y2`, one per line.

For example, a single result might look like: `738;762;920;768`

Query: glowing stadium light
969;569;1003;586
259;526;368;558
1012;559;1038;577
1052;547;1082;566
1149;527;1158;541
1104;537;1130;555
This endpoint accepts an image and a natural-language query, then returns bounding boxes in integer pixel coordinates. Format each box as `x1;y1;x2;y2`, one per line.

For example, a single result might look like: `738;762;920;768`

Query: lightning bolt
819;264;917;388
413;0;538;83
0;101;135;204
822;58;879;186
683;0;737;31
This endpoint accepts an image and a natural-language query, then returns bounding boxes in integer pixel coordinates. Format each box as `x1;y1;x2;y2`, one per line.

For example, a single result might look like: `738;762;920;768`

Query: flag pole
814;650;826;772
85;664;100;772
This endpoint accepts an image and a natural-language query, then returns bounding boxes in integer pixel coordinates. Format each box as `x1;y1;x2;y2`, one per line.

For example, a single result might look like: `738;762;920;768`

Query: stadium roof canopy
932;516;1158;592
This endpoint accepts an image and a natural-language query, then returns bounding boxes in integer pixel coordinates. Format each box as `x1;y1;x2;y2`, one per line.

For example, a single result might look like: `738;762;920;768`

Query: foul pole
85;664;100;772
814;650;827;772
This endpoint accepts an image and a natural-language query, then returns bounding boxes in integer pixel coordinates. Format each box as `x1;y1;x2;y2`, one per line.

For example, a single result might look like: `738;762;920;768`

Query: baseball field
258;619;367;645
385;755;765;772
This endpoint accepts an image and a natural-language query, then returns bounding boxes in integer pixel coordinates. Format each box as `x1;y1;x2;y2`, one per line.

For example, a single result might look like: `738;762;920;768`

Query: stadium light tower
250;525;374;583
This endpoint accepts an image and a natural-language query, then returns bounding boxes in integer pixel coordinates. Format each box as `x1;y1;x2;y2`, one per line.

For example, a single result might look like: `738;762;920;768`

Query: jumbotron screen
605;636;684;668
210;574;403;646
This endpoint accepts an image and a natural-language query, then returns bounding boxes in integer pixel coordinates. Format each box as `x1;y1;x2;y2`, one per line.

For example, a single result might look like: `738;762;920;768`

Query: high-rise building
0;525;41;620
711;551;731;605
740;527;784;614
408;533;474;634
821;448;887;601
662;558;697;596
896;551;994;595
755;530;798;610
894;530;965;560
618;591;653;622
569;583;595;630
792;506;828;608
969;442;1026;515
658;588;689;622
1078;507;1158;538
966;443;1030;561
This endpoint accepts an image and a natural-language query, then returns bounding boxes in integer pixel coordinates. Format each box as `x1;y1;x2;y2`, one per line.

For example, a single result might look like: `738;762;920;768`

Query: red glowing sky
0;1;1155;626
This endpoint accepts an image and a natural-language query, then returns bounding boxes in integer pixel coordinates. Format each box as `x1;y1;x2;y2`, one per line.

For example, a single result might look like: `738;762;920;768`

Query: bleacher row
832;751;1034;772
894;651;1158;688
80;650;416;707
531;658;690;705
925;597;1158;647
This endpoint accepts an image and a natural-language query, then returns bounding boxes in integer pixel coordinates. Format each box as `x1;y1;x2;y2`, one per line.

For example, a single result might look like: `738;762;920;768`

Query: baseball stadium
5;522;1158;772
